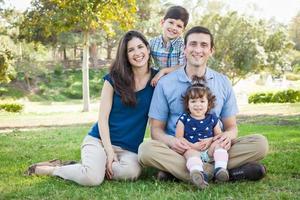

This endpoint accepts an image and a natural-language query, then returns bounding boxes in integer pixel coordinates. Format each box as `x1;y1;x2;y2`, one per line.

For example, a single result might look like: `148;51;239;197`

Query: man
138;26;268;183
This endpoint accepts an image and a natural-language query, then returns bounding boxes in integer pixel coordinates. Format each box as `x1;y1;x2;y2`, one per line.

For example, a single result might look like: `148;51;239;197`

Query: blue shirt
149;67;238;136
149;35;186;69
177;113;218;143
89;69;157;153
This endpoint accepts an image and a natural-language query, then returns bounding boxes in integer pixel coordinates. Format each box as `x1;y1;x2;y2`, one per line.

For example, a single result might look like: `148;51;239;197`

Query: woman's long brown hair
110;30;150;106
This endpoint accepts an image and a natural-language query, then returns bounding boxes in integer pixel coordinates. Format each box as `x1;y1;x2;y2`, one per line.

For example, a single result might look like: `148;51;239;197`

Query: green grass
1;118;300;199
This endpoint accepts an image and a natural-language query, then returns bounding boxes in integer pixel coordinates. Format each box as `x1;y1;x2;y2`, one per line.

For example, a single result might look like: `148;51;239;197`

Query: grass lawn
1;117;300;199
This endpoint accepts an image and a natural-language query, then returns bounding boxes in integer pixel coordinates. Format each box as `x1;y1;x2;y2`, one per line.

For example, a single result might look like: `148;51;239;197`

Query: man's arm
150;118;190;154
222;116;238;140
213;116;238;150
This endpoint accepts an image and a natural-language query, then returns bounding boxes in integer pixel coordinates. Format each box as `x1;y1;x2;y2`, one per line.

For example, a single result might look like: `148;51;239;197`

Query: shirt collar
178;66;214;83
159;35;180;48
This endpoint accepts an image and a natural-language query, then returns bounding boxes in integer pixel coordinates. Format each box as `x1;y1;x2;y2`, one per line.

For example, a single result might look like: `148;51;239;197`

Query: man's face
184;33;213;67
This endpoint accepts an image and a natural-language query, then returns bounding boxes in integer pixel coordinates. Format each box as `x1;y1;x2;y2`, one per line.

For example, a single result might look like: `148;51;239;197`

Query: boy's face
161;18;185;41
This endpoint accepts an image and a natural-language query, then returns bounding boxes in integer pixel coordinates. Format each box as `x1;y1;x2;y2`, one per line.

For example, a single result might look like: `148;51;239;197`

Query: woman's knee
79;173;105;186
114;163;142;181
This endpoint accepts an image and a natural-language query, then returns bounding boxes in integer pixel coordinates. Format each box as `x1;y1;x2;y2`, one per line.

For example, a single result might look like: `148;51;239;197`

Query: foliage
0;48;15;83
285;73;300;81
289;11;300;51
194;11;294;85
0;102;23;112
248;89;300;104
19;0;137;111
1;118;300;199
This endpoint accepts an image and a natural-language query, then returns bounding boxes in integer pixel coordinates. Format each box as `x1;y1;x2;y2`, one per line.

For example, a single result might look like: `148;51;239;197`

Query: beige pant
53;135;141;186
138;134;269;182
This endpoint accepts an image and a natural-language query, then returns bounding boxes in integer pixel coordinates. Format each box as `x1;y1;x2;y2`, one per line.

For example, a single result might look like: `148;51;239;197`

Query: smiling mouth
133;56;144;62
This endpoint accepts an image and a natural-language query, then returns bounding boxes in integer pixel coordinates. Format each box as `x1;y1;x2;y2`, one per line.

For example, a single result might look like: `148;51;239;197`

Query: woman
28;30;157;186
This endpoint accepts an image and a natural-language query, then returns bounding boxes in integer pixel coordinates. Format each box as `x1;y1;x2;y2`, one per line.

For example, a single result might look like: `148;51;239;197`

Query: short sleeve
220;76;238;118
103;74;113;86
176;113;186;125
148;82;169;122
211;113;219;128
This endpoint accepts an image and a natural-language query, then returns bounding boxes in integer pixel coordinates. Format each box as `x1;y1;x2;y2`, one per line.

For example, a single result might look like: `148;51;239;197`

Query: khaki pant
53;135;141;186
138;134;268;182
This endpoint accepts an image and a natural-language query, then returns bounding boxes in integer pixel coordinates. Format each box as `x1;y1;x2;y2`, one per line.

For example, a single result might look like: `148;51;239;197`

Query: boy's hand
150;71;165;87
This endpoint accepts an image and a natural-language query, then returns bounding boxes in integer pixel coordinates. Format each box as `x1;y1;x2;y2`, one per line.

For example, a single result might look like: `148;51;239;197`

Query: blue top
177;113;218;143
150;35;186;69
89;69;157;153
149;67;238;136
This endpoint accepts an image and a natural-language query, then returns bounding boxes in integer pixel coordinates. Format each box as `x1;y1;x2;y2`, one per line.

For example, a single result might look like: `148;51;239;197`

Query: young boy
150;6;189;86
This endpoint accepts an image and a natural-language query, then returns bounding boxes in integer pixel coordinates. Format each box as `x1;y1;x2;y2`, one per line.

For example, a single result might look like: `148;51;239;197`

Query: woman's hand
105;151;118;180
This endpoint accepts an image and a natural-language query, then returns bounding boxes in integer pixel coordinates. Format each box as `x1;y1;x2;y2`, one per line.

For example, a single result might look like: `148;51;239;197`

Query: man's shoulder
207;68;230;84
158;69;180;85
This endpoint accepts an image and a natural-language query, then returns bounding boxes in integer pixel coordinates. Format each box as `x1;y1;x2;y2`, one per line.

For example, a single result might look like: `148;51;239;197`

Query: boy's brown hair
164;6;189;27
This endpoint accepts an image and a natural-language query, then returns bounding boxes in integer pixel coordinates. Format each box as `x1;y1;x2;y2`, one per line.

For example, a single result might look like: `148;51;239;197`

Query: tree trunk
82;31;90;112
63;47;67;60
89;43;98;68
24;73;31;91
74;45;77;59
106;36;113;60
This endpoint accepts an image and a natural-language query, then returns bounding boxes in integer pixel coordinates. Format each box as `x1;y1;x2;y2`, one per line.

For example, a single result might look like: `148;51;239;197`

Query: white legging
53;135;141;186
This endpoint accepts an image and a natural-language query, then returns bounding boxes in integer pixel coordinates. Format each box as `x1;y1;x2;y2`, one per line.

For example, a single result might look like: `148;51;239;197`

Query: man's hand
213;133;231;150
192;138;213;151
170;137;190;154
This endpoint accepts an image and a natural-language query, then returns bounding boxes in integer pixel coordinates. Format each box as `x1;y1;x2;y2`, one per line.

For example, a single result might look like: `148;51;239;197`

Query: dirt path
1;101;299;132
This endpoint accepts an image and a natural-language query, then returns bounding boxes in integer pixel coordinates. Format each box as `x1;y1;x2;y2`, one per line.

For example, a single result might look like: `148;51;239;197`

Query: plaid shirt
149;35;186;69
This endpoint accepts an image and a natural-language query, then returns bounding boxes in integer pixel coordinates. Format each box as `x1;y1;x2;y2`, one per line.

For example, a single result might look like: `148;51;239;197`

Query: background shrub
0;102;24;112
248;89;300;103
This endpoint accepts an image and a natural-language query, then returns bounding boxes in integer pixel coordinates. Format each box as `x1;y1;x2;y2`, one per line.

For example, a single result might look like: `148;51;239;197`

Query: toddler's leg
213;147;229;182
184;149;208;189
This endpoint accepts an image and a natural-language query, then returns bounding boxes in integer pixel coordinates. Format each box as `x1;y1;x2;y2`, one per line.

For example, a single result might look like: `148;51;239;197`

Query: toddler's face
188;96;208;119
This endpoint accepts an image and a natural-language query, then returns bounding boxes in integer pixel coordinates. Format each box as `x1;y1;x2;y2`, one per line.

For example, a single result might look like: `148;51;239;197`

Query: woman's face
127;37;150;69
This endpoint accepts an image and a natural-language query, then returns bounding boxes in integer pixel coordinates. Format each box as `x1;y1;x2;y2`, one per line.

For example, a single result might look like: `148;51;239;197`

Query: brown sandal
25;159;78;175
25;159;62;175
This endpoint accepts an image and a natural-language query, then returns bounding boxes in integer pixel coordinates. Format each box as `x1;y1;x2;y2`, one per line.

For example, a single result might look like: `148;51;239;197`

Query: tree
289;11;300;50
20;0;136;111
195;12;293;85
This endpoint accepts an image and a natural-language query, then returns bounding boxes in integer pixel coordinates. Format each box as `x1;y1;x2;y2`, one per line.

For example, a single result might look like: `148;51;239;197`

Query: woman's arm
97;80;117;179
